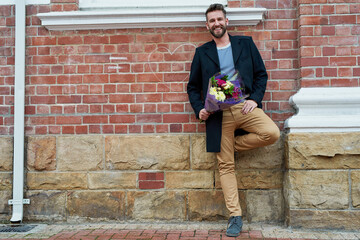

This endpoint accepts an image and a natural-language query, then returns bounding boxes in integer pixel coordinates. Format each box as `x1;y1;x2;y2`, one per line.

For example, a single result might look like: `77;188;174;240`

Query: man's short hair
205;3;227;20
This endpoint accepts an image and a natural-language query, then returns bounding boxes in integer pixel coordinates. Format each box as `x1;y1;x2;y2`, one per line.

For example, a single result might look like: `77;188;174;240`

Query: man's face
206;10;228;39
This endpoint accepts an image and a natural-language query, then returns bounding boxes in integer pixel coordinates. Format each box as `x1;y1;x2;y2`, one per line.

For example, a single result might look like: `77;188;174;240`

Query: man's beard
209;25;227;38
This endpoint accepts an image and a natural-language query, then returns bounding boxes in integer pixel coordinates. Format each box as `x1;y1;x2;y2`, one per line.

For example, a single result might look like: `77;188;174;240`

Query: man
187;3;280;237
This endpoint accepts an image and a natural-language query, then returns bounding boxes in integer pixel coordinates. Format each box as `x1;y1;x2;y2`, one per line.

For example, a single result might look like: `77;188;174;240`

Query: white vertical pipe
11;0;26;223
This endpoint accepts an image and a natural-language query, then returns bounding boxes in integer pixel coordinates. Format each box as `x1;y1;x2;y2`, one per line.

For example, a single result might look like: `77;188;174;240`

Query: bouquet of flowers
204;71;248;112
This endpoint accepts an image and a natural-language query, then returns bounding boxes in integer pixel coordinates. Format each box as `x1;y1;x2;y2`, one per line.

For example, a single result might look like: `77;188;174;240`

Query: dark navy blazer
187;34;268;152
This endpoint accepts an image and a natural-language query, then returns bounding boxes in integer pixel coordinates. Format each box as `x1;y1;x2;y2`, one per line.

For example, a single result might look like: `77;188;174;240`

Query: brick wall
1;0;359;224
0;0;302;136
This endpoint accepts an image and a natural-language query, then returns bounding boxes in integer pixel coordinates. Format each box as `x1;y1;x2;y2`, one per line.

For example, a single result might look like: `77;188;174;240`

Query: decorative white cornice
285;87;360;133
37;7;266;31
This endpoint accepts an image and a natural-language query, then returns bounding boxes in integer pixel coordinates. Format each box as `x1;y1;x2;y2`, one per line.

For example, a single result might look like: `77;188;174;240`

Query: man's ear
226;18;229;25
206;22;210;30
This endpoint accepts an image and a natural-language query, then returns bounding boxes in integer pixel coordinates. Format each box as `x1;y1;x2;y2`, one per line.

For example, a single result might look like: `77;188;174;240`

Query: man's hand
199;108;211;121
241;100;258;115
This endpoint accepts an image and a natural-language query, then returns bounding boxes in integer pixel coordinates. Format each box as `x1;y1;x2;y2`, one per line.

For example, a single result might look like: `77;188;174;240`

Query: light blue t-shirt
217;43;235;76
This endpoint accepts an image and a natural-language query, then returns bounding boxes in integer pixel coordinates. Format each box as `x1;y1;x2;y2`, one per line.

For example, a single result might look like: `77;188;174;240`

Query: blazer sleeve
187;48;204;119
247;38;268;106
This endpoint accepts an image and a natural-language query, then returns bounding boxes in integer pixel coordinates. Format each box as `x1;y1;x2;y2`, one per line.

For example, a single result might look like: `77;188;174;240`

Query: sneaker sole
225;232;240;237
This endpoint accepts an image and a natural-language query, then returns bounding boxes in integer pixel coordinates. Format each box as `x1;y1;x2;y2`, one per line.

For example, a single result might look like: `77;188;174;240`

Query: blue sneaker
226;216;243;237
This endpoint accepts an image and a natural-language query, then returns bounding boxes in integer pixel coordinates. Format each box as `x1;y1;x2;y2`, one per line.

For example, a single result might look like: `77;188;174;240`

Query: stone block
0;172;11;190
127;191;186;220
24;191;66;221
246;189;284;223
57;136;103;171
67;191;125;221
0;137;13;171
188;190;236;221
285;170;348;209
190;135;217;170
236;135;283;169
88;172;137;189
286;133;360;169
0;191;11;220
166;171;214;189
289;209;360;230
27;172;87;190
27;136;56;171
215;170;283;189
351;171;360;208
105;135;190;170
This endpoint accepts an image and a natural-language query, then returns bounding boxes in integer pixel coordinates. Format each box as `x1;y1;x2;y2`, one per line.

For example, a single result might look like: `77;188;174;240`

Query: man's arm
247;37;268;107
187;49;204;119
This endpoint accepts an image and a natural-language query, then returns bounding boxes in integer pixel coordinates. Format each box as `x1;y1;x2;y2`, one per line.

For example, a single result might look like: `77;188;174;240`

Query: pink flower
217;79;226;87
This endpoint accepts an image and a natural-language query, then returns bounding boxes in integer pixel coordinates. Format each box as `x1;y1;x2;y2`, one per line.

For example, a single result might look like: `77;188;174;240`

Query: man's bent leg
234;107;280;152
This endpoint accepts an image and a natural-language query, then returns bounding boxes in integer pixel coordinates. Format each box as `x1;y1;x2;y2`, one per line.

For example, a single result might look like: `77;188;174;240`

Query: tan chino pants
216;102;280;217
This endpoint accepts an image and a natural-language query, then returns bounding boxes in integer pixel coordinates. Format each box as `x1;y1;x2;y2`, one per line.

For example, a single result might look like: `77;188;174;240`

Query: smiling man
187;3;280;237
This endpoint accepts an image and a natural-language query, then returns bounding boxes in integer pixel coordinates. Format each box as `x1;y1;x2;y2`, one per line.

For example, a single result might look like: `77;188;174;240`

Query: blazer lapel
204;40;220;67
229;35;244;65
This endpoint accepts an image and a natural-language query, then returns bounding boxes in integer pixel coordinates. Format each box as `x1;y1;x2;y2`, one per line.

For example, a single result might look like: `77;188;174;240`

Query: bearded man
187;3;280;237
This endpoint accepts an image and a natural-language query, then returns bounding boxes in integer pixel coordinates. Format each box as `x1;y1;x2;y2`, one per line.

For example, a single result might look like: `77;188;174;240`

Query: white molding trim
37;7;266;30
0;0;50;5
285;87;360;133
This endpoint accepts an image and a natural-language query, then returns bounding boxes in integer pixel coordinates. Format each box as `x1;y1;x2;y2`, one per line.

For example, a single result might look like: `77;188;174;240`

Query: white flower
209;87;217;96
215;91;226;101
223;81;233;90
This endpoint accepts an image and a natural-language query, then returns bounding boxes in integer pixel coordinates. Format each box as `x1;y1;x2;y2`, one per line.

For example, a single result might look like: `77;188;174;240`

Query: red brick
300;37;328;46
301;79;330;87
129;125;141;133
31;96;55;104
137;73;163;82
329;36;357;46
33;56;57;64
109;94;135;103
57;95;81;104
321;26;335;35
300;16;328;26
85;55;109;63
354;68;360;77
330;57;356;66
89;125;101;133
110;74;135;83
136;114;162;123
56;116;82;125
58;36;83;45
75;125;88;134
331;78;358;87
138;172;164;181
57;75;82;84
58;55;84;64
29;116;55;125
83;95;108;104
83;74;108;83
163;93;188;102
143;125;155;133
139;181;164;189
136;93;162;103
321;5;335;14
84;35;109;44
329;15;356;24
83;116;108;124
163;114;189;123
32;36;56;45
62;126;75;134
170;124;182;133
322;47;335;56
301;57;328;67
115;125;127;133
102;125;114;134
324;68;337;77
109;115;135;123
136;34;162;43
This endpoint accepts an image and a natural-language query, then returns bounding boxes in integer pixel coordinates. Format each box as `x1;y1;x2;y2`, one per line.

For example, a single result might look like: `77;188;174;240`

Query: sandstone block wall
0;134;284;223
284;132;360;230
